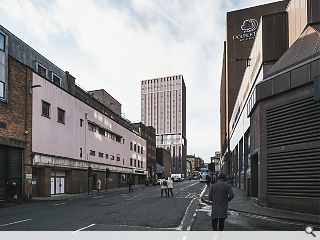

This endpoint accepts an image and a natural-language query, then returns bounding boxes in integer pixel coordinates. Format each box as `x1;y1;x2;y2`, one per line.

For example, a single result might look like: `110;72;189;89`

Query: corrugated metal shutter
9;148;22;199
0;146;8;201
9;148;22;179
267;97;320;198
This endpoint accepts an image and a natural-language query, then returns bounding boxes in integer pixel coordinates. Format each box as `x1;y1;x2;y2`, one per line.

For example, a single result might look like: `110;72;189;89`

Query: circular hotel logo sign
233;19;258;42
241;19;258;33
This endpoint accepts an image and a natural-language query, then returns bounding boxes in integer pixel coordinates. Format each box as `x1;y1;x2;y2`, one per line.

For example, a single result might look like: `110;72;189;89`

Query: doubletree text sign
233;19;258;42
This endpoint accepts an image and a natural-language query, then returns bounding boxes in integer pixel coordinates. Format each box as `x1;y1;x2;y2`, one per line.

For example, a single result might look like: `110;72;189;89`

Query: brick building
133;122;156;183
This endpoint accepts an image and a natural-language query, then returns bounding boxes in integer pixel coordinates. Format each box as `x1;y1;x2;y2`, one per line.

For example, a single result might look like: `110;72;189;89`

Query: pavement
0;184;149;207
201;185;320;227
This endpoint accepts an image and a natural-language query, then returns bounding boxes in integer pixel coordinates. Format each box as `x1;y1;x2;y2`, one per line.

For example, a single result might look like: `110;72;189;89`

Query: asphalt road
0;180;314;232
0;180;205;231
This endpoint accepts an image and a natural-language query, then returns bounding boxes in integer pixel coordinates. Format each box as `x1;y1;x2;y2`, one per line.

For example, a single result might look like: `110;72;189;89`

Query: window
110;155;114;160
130;158;133;166
105;154;108;159
90;150;95;156
123;139;125;144
52;73;61;87
41;100;50;118
134;159;136;167
141;147;143;154
80;148;82;158
0;81;5;99
98;127;105;136
0;33;5;51
138;146;140;153
134;144;137;152
115;136;121;143
57;108;65;124
37;63;47;78
99;152;103;158
138;161;140;168
80;119;84;127
130;142;133;150
141;162;143;168
116;156;120;161
88;122;97;132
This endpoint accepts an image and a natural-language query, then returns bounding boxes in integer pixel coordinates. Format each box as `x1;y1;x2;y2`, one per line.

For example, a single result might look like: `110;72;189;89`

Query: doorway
50;170;66;195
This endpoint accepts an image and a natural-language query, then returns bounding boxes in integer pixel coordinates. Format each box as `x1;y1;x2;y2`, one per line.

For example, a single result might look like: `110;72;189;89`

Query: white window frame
35;62;47;78
51;72;61;87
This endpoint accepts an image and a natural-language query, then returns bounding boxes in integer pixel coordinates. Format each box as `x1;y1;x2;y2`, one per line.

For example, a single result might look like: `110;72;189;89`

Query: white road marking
0;218;32;227
176;198;195;231
92;195;104;199
52;202;67;206
72;224;95;233
114;224;175;230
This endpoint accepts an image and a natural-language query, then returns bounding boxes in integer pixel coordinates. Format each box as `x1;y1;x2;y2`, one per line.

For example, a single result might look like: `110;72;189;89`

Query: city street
1;180;318;231
0;180;204;231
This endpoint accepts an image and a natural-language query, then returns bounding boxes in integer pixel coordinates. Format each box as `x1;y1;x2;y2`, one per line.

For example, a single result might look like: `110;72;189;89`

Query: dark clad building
220;0;320;214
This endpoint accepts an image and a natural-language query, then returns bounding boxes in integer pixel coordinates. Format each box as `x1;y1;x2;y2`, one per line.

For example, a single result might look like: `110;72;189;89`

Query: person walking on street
160;179;168;197
128;178;134;192
167;177;174;197
209;172;234;231
96;178;101;192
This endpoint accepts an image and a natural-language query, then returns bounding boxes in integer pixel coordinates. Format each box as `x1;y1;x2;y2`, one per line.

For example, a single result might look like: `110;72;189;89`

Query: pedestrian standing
167;177;174;197
160;179;168;197
96;178;101;192
206;174;210;186
208;172;234;231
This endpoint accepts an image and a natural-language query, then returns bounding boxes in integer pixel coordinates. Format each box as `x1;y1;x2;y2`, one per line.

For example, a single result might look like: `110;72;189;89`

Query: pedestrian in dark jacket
128;179;134;192
208;172;234;231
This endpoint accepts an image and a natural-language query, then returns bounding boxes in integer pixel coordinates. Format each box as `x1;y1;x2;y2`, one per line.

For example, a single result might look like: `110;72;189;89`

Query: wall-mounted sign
25;174;32;180
233;19;258;42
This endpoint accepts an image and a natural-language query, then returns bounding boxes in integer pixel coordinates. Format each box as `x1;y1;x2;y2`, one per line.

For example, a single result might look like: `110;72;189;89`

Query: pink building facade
32;74;146;197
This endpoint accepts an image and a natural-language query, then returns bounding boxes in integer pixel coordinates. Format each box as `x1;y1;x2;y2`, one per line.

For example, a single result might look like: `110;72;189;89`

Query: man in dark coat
208;172;234;231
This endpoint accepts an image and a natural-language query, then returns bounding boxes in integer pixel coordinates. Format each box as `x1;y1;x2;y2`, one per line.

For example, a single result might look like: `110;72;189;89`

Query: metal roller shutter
267;97;320;198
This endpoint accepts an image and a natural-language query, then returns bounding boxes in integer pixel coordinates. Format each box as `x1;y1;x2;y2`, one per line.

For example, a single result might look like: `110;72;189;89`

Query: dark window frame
99;152;103;158
41;100;50;118
90;150;95;156
57;107;65;124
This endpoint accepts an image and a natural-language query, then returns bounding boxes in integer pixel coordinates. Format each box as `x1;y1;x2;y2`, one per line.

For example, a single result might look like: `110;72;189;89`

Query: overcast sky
0;0;279;162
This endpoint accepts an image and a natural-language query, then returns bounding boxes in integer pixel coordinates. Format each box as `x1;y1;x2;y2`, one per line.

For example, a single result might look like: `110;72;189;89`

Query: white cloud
0;0;280;162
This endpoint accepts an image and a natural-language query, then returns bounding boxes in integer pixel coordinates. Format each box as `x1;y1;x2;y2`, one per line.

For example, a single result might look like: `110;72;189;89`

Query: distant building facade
89;89;122;116
141;75;187;177
133;122;156;182
156;148;171;179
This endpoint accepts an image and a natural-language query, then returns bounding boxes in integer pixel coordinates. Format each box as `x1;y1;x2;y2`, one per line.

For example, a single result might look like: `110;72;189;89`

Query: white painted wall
32;73;146;170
